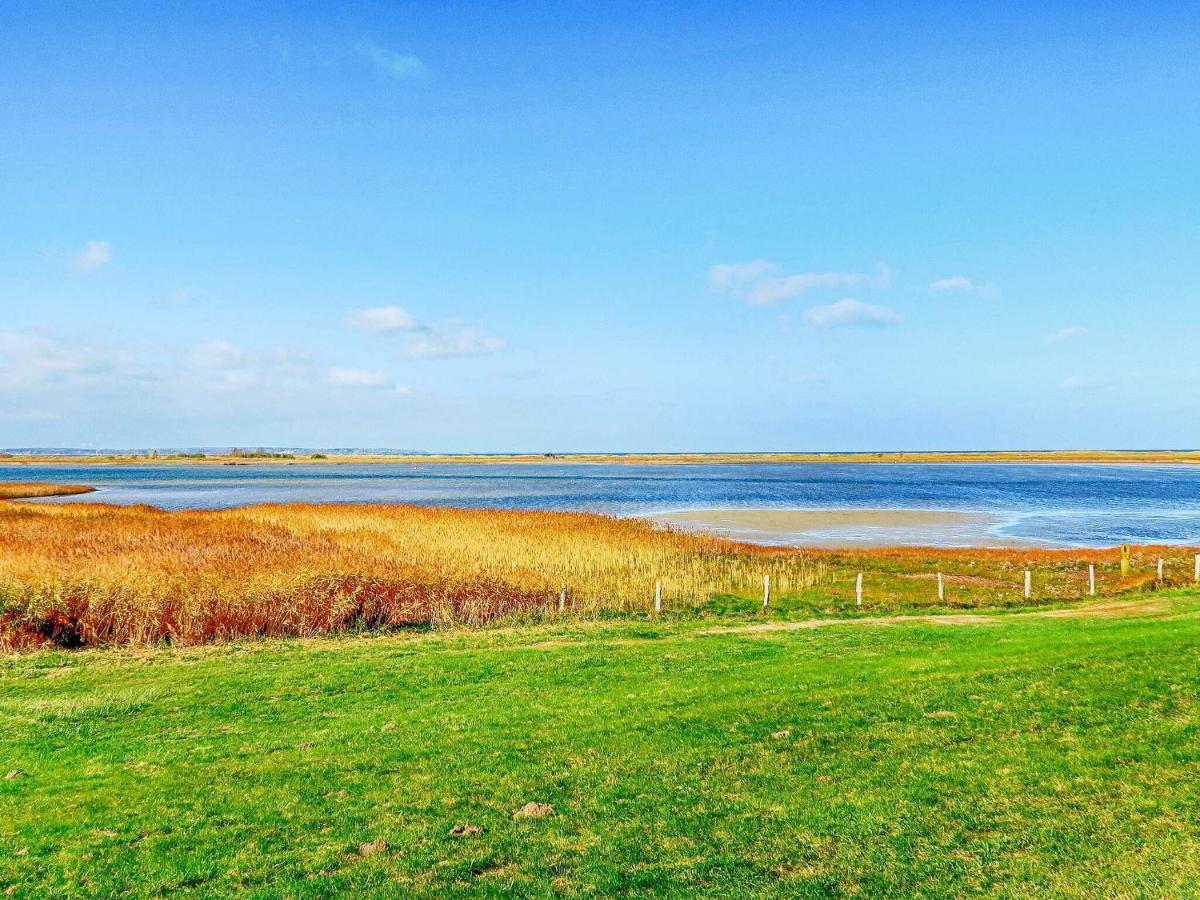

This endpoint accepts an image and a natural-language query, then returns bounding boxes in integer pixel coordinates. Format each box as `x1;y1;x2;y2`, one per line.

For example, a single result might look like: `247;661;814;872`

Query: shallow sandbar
646;508;1031;548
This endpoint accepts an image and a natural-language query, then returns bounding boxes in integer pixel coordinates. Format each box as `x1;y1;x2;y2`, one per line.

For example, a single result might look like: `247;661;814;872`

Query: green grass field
3;591;1199;897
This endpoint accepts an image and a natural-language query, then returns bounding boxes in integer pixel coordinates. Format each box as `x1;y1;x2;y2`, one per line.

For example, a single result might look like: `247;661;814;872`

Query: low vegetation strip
0;486;1195;649
5;449;1200;465
1;592;1198;895
0;483;94;501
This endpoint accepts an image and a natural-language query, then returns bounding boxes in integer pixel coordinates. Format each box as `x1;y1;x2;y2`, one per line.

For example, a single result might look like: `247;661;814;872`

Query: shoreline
2;449;1200;467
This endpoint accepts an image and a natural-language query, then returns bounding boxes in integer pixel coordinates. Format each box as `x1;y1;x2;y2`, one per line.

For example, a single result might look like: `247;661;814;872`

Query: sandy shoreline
646;508;1038;548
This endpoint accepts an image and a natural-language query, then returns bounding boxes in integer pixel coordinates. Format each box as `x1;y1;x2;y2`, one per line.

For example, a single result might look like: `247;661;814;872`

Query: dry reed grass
0;500;825;648
0;483;94;500
1;488;1195;649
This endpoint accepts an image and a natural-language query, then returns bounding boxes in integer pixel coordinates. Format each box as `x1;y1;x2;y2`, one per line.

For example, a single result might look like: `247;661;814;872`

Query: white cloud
357;41;429;82
326;367;393;389
191;340;253;369
404;326;506;359
929;276;1001;298
1047;325;1088;344
1056;375;1107;392
346;305;419;333
711;261;888;305
165;288;192;304
802;298;900;329
71;240;112;271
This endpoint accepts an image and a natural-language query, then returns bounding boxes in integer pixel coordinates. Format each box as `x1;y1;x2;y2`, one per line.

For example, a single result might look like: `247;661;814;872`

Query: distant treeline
145;449;328;460
229;448;296;459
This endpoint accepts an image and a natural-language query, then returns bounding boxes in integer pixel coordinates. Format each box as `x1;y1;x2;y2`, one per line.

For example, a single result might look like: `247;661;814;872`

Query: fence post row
604;551;1196;623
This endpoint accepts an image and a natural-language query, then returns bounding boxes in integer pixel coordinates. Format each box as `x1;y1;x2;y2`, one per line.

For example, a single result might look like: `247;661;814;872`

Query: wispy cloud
488;368;542;382
214;371;256;391
711;261;890;305
184;342;316;391
346;306;505;359
0;331;141;388
779;371;826;385
1047;325;1088;344
0;329;414;402
164;288;192;304
325;367;391;388
357;41;429;82
191;340;253;370
404;325;506;359
70;239;112;272
346;305;419;333
325;367;408;394
802;298;900;329
1056;375;1107;392
929;275;1001;298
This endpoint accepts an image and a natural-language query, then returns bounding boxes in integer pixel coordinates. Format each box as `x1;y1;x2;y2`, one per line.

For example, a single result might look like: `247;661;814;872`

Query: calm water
5;462;1200;547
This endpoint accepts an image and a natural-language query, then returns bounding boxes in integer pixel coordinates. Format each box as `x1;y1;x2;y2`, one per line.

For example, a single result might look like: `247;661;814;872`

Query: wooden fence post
1121;544;1131;577
855;572;863;607
1089;563;1095;597
1195;553;1200;583
654;580;662;615
1024;570;1032;600
559;583;567;613
1157;558;1164;583
762;574;770;610
937;572;944;602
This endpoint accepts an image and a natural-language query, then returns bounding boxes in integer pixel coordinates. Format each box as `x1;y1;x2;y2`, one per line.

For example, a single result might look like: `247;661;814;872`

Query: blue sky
2;2;1198;451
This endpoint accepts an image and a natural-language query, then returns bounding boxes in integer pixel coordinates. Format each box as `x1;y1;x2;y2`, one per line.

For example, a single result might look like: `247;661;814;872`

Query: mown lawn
2;592;1199;897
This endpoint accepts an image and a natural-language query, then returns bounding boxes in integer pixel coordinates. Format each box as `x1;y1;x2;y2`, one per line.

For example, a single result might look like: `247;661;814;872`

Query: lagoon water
5;461;1200;547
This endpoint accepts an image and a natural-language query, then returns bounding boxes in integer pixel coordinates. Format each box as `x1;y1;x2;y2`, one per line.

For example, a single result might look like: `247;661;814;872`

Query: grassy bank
2;591;1198;896
1;494;1195;648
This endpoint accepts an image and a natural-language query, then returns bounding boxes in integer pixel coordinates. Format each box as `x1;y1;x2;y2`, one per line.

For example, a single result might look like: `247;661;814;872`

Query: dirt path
700;597;1175;636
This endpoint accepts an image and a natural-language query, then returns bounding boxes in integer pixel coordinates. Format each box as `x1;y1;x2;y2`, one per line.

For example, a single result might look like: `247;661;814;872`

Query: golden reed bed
0;487;1193;648
0;483;94;501
0;498;826;648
